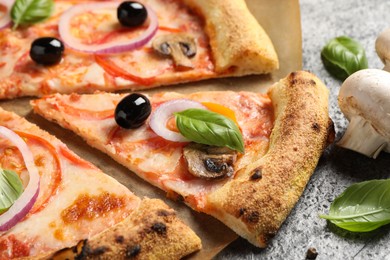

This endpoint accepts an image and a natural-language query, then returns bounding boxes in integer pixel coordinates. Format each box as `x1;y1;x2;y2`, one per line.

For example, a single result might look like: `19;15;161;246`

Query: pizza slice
0;107;201;259
32;71;334;247
0;0;278;99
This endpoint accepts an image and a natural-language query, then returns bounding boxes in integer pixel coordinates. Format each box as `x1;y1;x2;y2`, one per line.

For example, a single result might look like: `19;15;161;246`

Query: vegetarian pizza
0;107;201;259
32;71;335;247
0;0;278;99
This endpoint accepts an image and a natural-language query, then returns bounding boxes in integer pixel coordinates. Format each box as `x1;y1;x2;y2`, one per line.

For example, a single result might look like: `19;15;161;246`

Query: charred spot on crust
327;119;336;144
51;247;76;260
250;168;262;180
88;246;109;256
293;147;298;151
74;240;88;260
151;222;167;235
263;230;277;244
115;235;124;244
289;71;317;87
157;209;174;217
125;245;141;258
238;208;247;217
246;211;260;223
312;122;320;132
75;243;108;259
290;79;298;85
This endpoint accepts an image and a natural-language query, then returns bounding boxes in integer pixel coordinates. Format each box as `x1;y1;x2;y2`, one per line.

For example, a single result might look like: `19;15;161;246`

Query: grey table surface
216;0;390;259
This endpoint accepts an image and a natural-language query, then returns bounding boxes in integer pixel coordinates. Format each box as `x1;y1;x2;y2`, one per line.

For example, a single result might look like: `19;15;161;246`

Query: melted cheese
0;109;140;258
32;91;274;211
0;0;213;98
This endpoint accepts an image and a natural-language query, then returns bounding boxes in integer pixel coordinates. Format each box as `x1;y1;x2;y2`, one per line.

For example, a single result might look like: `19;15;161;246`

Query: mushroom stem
337;69;390;158
337;115;388;158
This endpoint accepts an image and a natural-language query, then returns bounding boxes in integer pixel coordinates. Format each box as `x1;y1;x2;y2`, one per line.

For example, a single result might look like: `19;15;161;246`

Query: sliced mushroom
183;143;237;179
152;34;197;70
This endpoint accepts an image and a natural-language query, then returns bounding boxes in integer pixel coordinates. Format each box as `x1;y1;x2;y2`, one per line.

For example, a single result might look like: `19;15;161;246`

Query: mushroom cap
183;143;237;179
375;28;390;70
339;69;390;139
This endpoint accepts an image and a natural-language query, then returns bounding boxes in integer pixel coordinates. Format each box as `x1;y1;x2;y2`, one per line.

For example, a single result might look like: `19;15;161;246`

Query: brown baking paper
0;0;301;258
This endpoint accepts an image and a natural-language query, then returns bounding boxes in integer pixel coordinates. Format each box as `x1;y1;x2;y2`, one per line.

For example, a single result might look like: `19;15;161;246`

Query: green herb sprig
321;36;368;80
11;0;54;30
175;109;245;153
320;179;390;232
0;169;24;213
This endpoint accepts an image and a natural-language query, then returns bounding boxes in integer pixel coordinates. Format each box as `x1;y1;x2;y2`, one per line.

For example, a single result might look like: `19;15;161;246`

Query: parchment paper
0;0;301;258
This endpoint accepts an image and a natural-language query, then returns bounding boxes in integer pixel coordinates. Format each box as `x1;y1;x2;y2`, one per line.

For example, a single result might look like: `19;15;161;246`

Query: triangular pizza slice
0;108;201;259
0;0;277;99
32;71;334;247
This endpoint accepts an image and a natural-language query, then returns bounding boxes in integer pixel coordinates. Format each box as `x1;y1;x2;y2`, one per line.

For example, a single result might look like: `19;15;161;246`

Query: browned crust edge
48;199;201;260
0;0;278;100
183;0;279;74
0;109;201;259
30;71;333;249
206;71;334;247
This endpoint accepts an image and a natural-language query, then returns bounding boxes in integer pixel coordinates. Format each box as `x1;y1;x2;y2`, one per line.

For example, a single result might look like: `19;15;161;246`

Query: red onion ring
58;2;158;54
0;126;40;232
150;99;206;142
0;0;14;31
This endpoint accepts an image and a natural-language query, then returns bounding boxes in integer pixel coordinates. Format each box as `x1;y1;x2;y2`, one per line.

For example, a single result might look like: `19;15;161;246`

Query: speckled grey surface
216;0;390;259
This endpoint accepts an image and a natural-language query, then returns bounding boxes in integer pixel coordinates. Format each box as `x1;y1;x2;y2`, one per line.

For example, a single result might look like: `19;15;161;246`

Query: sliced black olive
115;93;151;129
30;37;64;66
117;1;147;27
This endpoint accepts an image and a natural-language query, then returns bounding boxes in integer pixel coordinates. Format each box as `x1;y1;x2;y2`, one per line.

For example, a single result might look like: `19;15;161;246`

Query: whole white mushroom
375;28;390;71
338;69;390;158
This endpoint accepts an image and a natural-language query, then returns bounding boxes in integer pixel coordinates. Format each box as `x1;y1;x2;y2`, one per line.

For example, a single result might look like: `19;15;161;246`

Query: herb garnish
175;109;245;153
320;179;390;232
321;36;368;80
11;0;54;30
0;169;24;214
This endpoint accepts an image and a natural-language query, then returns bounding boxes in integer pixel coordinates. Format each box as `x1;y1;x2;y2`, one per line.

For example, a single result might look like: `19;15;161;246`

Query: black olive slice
30;37;64;66
117;1;147;27
115;93;151;129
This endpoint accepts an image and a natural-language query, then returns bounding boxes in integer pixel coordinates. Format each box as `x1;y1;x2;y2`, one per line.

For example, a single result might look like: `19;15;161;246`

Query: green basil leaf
11;0;54;30
0;169;24;214
320;179;390;232
321;36;368;80
175;109;245;153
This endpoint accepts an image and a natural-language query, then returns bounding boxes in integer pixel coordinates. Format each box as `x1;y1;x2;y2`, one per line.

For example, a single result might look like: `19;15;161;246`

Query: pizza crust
183;0;279;74
206;71;334;247
0;108;201;258
30;71;333;248
50;199;201;260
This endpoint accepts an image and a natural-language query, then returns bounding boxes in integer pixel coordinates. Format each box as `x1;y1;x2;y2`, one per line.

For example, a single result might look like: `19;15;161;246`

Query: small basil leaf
321;36;368;80
175;109;245;153
11;0;54;30
320;179;390;232
0;169;24;214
